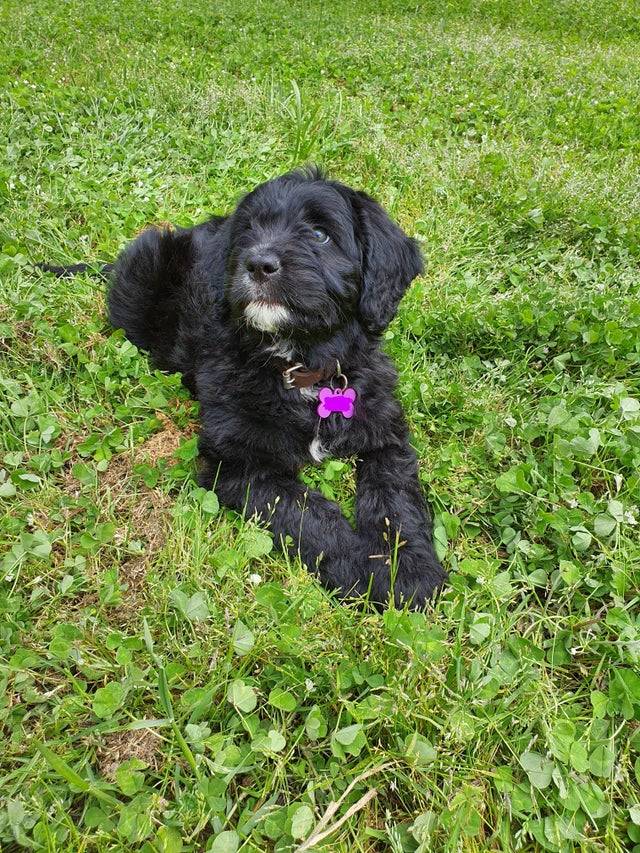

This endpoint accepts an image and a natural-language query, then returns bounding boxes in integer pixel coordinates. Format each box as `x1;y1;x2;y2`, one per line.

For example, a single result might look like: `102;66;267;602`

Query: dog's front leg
199;456;368;599
355;439;445;608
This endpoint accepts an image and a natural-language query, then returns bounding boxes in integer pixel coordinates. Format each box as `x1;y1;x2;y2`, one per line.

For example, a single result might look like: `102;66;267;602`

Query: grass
1;0;640;850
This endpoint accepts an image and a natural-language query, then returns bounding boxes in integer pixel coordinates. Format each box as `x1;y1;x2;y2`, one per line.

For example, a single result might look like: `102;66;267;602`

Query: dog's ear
352;191;423;334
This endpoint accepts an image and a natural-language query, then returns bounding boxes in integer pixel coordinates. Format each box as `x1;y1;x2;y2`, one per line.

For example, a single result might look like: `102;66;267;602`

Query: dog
97;167;445;607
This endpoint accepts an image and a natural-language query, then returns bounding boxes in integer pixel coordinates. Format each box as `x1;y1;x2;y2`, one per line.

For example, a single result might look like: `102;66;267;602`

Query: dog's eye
311;227;330;244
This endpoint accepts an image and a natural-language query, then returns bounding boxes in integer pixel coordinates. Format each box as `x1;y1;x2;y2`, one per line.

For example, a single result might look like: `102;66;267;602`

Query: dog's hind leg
107;226;204;381
199;454;370;600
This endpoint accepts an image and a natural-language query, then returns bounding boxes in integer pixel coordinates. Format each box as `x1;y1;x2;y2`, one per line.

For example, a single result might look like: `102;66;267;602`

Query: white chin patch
244;301;291;332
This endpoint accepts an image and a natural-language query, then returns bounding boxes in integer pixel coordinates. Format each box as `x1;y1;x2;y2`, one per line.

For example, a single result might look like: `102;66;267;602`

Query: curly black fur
107;168;445;607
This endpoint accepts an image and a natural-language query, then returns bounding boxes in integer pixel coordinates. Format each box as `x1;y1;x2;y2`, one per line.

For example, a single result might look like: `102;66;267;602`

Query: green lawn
1;0;640;850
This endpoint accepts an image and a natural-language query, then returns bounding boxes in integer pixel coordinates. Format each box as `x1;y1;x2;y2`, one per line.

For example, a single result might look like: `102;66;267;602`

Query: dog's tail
36;261;115;278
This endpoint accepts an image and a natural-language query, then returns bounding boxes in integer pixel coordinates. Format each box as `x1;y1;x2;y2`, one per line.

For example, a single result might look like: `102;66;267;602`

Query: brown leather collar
273;358;339;389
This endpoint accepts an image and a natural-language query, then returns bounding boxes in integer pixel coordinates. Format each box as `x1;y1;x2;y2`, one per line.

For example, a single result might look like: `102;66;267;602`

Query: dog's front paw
365;549;446;610
392;571;444;610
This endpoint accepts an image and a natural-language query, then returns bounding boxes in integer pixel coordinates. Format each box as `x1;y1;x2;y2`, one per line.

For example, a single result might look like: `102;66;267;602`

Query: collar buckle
282;363;305;389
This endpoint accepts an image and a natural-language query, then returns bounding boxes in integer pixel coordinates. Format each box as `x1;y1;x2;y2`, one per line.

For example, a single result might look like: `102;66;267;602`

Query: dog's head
226;168;423;338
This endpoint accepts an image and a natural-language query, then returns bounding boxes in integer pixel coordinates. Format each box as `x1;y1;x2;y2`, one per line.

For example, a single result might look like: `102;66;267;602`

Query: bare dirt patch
59;410;191;498
97;727;162;780
129;489;172;552
134;412;188;465
57;413;190;620
98;451;134;493
92;411;188;496
117;488;173;595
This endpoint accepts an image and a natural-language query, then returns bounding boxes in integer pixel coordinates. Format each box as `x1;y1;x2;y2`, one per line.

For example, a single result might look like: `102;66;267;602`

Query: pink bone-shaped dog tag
317;387;357;419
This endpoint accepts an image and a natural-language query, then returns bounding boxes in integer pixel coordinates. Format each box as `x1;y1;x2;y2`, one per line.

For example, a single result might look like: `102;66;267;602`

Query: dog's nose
245;250;281;278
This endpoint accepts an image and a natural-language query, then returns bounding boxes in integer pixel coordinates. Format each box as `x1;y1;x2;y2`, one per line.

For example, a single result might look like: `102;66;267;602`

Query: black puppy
107;167;445;607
